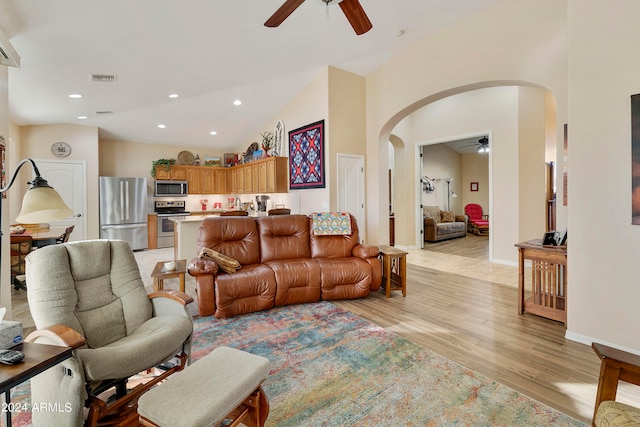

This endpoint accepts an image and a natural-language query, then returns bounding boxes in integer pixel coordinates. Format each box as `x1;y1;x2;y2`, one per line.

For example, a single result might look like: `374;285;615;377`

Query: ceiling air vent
91;74;117;83
96;111;114;115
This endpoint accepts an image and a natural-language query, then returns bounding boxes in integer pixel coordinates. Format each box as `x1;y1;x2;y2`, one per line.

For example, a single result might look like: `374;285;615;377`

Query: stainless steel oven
155;201;190;248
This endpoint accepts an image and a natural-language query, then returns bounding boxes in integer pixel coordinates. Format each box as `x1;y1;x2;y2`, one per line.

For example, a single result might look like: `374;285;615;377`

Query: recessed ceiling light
68;94;83;99
233;99;242;106
157;124;166;129
210;131;218;136
395;29;405;37
77;116;88;120
169;94;179;98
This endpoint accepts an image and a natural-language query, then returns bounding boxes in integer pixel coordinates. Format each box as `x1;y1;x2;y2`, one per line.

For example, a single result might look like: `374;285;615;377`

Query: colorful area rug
191;301;585;426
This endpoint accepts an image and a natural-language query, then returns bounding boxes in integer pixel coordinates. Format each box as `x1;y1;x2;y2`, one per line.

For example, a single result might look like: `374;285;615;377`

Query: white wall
364;0;638;352
461;154;489;212
0;65;10;315
394;86;527;264
259;68;330;214
18;124;100;239
421;145;461;212
565;1;640;351
365;0;568;262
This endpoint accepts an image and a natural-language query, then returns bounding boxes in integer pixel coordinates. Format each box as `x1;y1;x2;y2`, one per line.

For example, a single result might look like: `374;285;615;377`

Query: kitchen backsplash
150;192;300;214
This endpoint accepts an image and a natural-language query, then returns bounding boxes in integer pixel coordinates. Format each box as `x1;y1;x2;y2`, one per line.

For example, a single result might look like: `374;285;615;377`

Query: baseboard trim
565;330;640;356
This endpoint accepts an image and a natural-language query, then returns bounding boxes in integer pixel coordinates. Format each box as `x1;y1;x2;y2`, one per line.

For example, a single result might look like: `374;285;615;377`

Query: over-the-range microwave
155;180;188;197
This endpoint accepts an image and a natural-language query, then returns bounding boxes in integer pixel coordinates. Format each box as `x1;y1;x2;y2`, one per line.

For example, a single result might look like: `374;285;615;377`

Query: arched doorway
378;83;557;265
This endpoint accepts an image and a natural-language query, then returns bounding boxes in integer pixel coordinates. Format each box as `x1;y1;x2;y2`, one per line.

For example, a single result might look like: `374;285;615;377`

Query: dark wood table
0;342;74;426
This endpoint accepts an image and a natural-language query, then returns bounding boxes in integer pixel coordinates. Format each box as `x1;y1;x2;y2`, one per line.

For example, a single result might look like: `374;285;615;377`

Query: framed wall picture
289;120;325;189
470;182;479;192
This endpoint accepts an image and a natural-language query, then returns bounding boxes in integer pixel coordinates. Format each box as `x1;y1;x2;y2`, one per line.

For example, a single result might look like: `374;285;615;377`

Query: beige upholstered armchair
592;342;640;426
25;240;194;426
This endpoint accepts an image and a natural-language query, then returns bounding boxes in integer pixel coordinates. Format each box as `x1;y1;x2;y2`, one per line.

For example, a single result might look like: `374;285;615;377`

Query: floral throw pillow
423;206;440;221
440;210;455;223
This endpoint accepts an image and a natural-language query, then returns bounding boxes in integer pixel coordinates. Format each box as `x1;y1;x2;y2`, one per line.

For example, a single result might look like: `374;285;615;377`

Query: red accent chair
464;204;489;235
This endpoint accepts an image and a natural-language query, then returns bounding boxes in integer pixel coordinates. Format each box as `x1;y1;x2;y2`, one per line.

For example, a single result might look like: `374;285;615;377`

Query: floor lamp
444;178;457;211
1;159;73;292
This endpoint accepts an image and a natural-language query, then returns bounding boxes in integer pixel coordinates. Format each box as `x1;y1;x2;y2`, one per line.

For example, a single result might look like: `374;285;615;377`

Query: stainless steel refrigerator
99;177;148;250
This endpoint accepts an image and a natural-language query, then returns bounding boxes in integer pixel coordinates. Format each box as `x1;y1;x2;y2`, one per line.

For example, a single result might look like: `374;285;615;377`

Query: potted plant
150;159;176;178
260;131;274;157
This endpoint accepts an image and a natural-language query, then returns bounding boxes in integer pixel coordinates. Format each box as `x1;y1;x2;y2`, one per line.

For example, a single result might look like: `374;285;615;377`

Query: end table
150;260;187;292
378;245;407;298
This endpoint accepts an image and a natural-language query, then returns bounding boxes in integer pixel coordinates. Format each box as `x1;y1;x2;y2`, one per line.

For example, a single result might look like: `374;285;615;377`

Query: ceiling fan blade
339;0;372;35
264;0;306;28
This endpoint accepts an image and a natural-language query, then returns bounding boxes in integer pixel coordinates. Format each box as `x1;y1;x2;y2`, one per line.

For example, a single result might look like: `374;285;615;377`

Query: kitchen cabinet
201;168;215;194
186;167;201;194
251;164;261;193
235;167;245;193
152;157;288;194
243;164;253;193
265;157;288;193
151;165;186;181
171;166;187;181
214;168;227;193
148;214;158;250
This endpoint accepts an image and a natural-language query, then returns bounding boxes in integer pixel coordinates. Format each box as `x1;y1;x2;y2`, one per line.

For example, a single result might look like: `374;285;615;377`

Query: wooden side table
378;245;407;298
150;259;187;292
515;239;567;324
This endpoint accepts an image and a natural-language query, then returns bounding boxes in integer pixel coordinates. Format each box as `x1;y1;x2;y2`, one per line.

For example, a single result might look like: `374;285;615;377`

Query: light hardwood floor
12;238;637;423
335;234;638;424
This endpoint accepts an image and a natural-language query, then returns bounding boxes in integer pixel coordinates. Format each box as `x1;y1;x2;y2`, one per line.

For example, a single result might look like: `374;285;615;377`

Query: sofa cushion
79;315;192;382
440;210;455;222
595;400;640;426
436;222;466;235
266;258;321;306
423;206;440;221
214;264;276;318
197;217;261;266
315;257;371;300
310;214;360;258
26;240;153;348
257;215;311;262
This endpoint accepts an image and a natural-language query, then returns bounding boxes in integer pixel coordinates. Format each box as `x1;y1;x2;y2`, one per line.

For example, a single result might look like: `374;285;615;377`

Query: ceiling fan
461;136;490;153
265;0;373;35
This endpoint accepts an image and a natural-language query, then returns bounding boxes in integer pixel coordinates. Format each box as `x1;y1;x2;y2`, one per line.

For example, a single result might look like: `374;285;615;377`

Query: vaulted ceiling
0;0;497;151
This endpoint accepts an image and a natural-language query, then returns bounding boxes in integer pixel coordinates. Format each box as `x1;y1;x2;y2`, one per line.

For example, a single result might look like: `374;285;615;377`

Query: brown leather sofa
188;214;382;318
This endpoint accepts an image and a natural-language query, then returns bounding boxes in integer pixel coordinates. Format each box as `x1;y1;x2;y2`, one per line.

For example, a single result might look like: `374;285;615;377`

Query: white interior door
33;160;86;241
337;154;365;242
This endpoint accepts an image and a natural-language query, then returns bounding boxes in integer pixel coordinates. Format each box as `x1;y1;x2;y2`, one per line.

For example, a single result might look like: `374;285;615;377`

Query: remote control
0;350;24;365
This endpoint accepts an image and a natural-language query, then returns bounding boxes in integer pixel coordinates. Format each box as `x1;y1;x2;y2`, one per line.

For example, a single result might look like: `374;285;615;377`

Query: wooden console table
515;239;567;325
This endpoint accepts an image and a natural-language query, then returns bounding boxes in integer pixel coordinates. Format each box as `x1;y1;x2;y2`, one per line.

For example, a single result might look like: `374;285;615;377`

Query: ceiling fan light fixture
476;137;489;154
265;0;372;35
